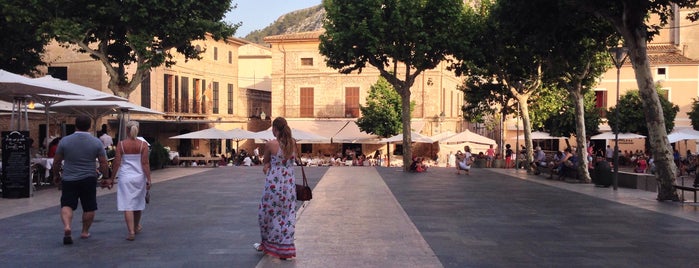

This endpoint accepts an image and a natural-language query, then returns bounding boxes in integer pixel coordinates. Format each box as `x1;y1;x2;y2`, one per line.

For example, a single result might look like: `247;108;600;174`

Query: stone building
263;30;469;160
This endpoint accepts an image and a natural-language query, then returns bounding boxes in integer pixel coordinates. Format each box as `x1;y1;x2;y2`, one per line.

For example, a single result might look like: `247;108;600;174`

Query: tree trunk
401;89;412;171
570;88;591;182
625;29;679;201
514;94;534;173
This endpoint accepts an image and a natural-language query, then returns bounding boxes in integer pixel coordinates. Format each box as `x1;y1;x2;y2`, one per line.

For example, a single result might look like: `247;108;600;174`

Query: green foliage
688;98;699;131
244;5;323;44
41;0;238;98
320;0;463;77
149;142;169;170
542;89;602;137
356;77;406;138
529;86;569;129
320;0;463;169
607;90;678;136
0;0;50;75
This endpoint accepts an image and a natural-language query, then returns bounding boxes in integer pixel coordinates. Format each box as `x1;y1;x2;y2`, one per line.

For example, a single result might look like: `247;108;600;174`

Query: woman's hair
272;117;295;160
126;121;139;139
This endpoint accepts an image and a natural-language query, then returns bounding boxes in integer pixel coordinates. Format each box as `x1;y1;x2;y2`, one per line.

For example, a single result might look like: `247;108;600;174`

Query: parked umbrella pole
386;142;390;167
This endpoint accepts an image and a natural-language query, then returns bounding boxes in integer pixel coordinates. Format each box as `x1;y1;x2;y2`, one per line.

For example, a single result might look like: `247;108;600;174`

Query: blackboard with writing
2;131;31;198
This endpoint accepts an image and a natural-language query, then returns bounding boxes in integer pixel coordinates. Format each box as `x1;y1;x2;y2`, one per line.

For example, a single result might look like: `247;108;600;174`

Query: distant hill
243;5;325;45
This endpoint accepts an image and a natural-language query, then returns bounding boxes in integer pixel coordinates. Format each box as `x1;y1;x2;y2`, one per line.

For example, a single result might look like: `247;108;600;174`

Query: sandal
126;233;135;241
63;230;73;245
136;225;143;234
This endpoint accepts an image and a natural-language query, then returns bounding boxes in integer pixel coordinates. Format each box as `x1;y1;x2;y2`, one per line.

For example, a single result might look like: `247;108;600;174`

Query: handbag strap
301;165;309;187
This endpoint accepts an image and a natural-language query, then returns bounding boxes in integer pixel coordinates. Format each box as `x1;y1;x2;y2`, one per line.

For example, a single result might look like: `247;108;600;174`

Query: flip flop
63;230;73;245
80;233;91;239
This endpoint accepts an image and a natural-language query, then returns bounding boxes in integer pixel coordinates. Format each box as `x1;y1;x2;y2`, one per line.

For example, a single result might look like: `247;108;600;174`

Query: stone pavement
1;165;699;267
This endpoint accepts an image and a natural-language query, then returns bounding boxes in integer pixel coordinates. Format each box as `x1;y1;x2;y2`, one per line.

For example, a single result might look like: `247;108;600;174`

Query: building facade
263;30;468;159
36;35;271;158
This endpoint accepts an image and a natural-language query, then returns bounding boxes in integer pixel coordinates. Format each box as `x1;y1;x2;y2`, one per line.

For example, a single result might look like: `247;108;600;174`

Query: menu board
2;131;31;198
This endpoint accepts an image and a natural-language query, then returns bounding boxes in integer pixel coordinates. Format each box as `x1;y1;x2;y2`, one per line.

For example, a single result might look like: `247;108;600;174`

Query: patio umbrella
170;128;257;152
0;70;83;130
440;129;496;145
331;121;381;143
226;128;258;152
39;99;163;138
381;131;436;143
590;132;645;140
169;128;233;139
668;129;699;143
32;76;127;146
253;127;330;144
430;131;457;142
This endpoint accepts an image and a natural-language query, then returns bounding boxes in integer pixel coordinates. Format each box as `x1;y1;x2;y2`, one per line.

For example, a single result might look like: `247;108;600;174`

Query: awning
284;119;424;144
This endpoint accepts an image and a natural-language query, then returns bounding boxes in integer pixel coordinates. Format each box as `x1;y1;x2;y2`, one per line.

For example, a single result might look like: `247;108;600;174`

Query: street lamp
609;46;629;191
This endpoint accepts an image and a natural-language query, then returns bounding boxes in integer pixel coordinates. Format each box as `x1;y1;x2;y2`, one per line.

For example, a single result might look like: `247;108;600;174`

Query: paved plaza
1;165;699;267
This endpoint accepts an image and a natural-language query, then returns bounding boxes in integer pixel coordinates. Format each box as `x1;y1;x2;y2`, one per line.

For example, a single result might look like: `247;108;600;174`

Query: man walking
53;116;110;245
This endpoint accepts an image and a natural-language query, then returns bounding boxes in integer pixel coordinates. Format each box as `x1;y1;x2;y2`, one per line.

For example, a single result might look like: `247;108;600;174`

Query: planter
473;159;487;168
493;159;505;168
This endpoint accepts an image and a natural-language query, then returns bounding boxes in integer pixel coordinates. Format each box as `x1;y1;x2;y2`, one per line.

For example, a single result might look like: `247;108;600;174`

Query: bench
176;156;222;167
673;184;698;203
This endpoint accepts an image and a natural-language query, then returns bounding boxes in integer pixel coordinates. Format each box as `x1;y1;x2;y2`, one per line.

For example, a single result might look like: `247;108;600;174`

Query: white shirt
243;156;252;166
100;133;113;148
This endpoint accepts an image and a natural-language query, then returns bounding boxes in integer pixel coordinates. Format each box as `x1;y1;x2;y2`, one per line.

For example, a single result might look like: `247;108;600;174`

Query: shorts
60;177;98;212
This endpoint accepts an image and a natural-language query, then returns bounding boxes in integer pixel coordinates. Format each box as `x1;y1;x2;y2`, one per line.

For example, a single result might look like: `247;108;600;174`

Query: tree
0;1;50;75
356;77;404;138
688;98;699;130
319;0;464;170
607;90;679;137
569;0;698;200
454;0;548;172
42;0;239;98
543;89;603;140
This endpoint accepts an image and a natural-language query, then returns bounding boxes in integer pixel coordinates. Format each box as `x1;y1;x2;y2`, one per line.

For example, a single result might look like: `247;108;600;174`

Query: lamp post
609;46;629;191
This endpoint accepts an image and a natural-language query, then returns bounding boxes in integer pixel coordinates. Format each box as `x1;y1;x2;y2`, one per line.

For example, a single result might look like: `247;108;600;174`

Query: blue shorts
60;177;98;212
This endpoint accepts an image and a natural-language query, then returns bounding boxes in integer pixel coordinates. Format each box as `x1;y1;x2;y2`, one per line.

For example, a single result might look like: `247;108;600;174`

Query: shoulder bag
296;166;312;201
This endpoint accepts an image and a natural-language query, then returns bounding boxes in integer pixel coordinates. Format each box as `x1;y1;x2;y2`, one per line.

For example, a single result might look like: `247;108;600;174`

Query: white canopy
332;121;380;143
33;76;126;101
0;70;83;101
590;132;646;140
440;129;496;145
381;131;435;143
170;128;236;139
668;128;699;143
254;127;330;144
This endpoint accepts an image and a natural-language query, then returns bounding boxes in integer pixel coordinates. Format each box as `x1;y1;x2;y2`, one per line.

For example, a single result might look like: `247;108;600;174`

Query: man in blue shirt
53;116;110;245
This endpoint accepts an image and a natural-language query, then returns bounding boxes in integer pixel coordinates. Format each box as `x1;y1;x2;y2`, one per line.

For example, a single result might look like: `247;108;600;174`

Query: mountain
243;5;325;45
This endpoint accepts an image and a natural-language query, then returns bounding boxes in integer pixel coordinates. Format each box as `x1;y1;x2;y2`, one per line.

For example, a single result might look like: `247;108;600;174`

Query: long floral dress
258;149;296;259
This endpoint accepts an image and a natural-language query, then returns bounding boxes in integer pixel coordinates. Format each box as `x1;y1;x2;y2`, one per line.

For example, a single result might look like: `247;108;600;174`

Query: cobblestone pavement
1;166;699;267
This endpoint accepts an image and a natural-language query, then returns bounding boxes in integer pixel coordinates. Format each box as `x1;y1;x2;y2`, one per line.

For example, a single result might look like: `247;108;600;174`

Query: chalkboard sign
2;131;31;198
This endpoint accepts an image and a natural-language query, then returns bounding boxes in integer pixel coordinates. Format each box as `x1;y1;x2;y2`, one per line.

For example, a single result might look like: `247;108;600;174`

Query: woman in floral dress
254;117;297;260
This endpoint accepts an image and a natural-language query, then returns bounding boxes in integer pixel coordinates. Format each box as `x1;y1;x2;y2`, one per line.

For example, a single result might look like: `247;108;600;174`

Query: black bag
296;166;312;201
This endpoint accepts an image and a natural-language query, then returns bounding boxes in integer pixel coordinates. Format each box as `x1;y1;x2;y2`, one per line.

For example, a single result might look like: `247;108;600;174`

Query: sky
225;0;322;38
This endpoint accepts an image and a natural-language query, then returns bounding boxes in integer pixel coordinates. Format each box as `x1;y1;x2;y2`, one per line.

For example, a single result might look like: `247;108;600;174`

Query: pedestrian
253;117;297;260
456;146;473;175
52;115;110;245
99;124;113;150
505;144;513;168
447;151;455;167
486;144;495;168
105;121;151;241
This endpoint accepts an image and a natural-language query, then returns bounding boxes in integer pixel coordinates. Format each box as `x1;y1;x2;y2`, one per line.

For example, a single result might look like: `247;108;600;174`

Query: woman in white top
105;121;152;241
